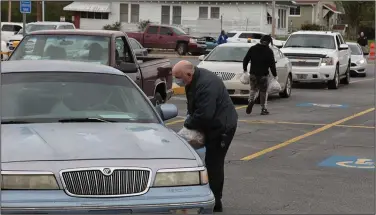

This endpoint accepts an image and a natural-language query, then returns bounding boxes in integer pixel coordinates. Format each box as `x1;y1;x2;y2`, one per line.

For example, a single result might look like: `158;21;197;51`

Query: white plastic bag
268;77;281;94
178;126;205;149
239;72;250;85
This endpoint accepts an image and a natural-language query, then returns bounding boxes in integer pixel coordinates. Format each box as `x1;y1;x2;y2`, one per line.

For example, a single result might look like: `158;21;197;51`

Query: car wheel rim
286;77;291;95
178;46;184;54
335;71;339;87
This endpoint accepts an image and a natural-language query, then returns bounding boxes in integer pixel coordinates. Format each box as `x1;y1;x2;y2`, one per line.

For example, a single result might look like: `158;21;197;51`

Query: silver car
129;37;149;57
1;60;214;214
347;42;368;77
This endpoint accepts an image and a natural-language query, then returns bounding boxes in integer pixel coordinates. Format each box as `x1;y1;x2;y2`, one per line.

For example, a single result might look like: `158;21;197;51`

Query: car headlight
321;57;333;66
153;167;208;187
189;38;197;44
357;59;365;64
1;171;59;190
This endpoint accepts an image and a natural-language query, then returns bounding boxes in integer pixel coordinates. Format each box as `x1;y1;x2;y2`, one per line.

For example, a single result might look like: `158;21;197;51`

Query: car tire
340;63;350;85
279;74;292;98
154;92;164;106
177;43;187;55
328;65;340;90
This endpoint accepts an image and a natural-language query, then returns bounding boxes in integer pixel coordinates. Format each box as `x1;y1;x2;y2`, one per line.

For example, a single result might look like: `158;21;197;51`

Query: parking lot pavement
165;63;375;213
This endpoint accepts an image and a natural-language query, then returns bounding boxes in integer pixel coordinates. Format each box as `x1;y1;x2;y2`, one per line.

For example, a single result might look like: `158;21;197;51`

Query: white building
64;0;295;37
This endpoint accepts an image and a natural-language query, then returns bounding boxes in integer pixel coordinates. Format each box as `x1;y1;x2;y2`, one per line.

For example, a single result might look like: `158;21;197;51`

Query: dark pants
205;126;237;205
249;74;269;109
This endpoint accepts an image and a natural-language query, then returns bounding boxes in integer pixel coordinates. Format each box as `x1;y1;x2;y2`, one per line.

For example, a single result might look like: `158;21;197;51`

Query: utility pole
8;0;11;22
37;1;41;21
271;0;276;37
42;0;45;21
220;15;223;31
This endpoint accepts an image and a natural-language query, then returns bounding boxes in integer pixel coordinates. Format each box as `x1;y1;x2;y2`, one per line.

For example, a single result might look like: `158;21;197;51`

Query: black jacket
357;36;368;47
184;67;238;144
243;43;277;77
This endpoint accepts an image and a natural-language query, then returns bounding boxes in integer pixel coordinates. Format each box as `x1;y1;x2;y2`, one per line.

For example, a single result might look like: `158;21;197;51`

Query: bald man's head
172;60;195;86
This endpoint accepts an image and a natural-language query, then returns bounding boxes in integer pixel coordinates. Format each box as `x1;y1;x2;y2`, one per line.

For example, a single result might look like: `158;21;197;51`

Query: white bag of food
178;126;205;149
268;77;281;94
239;72;250;85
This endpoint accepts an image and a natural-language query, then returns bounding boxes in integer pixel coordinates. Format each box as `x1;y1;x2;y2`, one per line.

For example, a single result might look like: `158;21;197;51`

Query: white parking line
350;78;374;83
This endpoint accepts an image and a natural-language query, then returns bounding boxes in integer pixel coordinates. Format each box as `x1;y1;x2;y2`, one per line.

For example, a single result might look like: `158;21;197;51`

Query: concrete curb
172;83;186;95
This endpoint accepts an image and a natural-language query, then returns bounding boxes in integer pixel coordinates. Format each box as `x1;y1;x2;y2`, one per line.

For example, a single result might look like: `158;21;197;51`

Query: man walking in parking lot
172;60;238;212
243;34;277;115
357;32;368;54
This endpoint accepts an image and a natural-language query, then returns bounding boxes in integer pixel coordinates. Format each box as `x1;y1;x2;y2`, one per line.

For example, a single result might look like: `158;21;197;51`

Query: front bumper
188;43;207;54
1;185;215;214
292;65;336;83
224;79;251;99
350;62;367;74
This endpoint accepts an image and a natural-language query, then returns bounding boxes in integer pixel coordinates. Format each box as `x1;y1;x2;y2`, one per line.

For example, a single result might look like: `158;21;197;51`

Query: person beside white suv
280;31;351;89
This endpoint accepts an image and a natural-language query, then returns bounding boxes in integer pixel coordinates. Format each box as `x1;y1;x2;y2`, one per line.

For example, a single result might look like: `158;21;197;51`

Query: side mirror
158;104;178;121
339;44;349;50
198;55;205;61
118;62;138;73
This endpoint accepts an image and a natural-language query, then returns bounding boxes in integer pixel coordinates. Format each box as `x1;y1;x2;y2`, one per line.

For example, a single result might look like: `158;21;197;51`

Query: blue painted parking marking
319;156;375;169
297;103;348;108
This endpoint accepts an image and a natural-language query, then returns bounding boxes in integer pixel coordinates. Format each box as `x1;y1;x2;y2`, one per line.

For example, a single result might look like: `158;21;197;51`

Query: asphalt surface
165;59;376;214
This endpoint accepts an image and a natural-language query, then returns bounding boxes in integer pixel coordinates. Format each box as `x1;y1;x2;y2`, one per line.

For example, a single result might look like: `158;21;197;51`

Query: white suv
280;31;351;89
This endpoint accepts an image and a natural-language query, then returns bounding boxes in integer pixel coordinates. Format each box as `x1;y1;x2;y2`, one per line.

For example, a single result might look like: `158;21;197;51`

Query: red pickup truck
127;24;207;55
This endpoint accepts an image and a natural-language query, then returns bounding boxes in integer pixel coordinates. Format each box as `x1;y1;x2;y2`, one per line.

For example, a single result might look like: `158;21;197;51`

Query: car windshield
284;34;336;49
227;33;236;38
9;35;110;65
205;46;250;62
171;27;187;35
25;24;57;33
2;72;159;124
348;44;362;55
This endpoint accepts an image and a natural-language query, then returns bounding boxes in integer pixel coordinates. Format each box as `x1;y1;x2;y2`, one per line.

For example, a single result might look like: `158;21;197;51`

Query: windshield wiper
306;46;325;48
58;118;115;123
285;45;303;48
2;120;34;124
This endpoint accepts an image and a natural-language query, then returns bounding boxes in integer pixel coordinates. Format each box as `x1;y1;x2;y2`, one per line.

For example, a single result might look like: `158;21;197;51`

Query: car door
158;27;175;49
272;47;287;88
336;35;347;75
143;26;159;48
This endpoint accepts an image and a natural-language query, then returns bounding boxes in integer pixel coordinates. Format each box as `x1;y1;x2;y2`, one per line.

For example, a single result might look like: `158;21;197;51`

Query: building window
80;12;109;19
210;7;220;19
290;6;301;16
130;4;139;23
172;6;182;25
161;5;170;24
267;12;272;24
278;9;286;28
120;3;128;22
199;7;208;19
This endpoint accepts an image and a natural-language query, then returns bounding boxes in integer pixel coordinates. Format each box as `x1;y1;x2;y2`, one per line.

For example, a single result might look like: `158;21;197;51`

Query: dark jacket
184;67;238;144
357;36;368;47
243;43;277;77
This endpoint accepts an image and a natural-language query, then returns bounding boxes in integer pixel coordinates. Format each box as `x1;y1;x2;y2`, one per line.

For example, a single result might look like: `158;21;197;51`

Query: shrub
103;22;121;30
137;20;151;32
300;24;321;31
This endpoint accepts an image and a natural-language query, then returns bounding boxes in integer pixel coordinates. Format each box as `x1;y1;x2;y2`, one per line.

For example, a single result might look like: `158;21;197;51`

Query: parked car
280;31;351;89
0;60;214;214
1;40;9;60
1;22;23;43
347;42;368;77
197;42;292;100
7;22;76;52
203;36;218;53
226;30;285;48
126;24;207;55
129;37;149;57
8;30;173;106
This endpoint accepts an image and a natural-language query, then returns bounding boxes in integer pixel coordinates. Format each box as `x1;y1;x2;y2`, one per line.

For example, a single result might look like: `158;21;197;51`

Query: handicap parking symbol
296;103;348;108
319;156;375;169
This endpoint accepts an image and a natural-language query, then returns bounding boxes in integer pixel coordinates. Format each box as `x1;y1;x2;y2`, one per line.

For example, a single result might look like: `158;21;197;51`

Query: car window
159;27;172;35
238;33;253;39
115;36;134;64
226;33;236;38
25;24;57;33
146;26;158;34
9;35;110;65
2;72;159;124
129;38;141;49
335;36;341;49
348;44;362;55
57;25;65;29
284;34;336;49
2;24;18;32
64;25;75;29
205;46;250;62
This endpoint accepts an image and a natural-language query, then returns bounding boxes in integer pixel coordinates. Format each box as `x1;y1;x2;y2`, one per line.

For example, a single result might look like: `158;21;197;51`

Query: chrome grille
291;61;319;67
213;72;236;81
61;168;151;197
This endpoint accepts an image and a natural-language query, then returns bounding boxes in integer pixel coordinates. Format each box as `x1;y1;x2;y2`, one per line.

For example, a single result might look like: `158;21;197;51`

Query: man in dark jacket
357;32;368;54
243;34;277;115
172;60;238;212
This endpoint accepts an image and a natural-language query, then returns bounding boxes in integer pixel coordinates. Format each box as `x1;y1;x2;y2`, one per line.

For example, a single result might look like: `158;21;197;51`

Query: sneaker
246;101;254;114
214;200;223;212
261;108;269;115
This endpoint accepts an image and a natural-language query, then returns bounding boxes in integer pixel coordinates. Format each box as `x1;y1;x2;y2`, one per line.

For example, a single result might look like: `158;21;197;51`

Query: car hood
2;123;196;163
280;47;336;56
351;54;365;62
198;61;243;73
